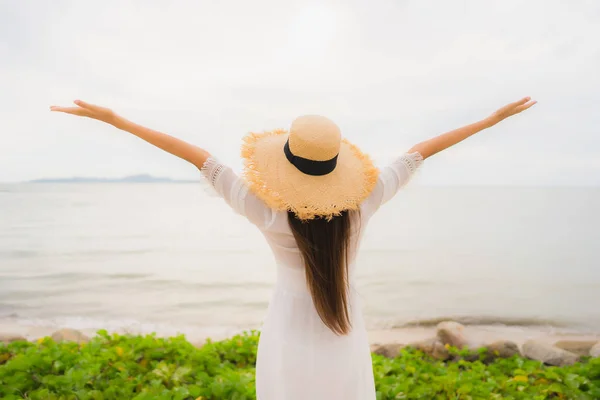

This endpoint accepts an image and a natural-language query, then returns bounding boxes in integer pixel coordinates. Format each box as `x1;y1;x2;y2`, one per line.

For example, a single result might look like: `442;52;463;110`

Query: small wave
59;249;156;257
0;249;156;260
0;250;41;259
0;314;245;341
5;271;104;281
142;279;272;290
395;316;571;328
174;299;269;309
0;305;21;318
365;279;435;288
107;273;153;280
67;201;91;207
3;271;153;285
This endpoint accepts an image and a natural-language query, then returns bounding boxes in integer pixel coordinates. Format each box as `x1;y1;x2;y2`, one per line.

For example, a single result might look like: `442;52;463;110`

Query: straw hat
241;115;379;220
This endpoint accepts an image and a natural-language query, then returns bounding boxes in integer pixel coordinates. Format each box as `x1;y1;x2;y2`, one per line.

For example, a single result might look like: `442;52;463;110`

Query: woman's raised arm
50;100;210;169
409;96;537;159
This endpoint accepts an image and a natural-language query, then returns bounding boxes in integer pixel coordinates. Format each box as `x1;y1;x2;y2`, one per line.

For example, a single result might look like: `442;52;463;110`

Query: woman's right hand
51;99;211;168
50;100;117;125
489;97;537;124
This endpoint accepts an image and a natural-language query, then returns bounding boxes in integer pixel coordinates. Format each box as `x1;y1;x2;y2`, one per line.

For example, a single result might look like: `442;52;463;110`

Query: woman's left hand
50;100;117;125
489;97;537;124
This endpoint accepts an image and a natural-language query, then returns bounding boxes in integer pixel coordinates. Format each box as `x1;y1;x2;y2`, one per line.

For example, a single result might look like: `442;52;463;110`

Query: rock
410;337;437;353
436;321;491;350
487;340;520;358
410;337;450;360
0;334;27;344
436;321;469;348
51;328;89;344
522;340;579;366
473;340;520;363
590;342;600;358
554;340;598;357
371;343;404;358
431;343;451;361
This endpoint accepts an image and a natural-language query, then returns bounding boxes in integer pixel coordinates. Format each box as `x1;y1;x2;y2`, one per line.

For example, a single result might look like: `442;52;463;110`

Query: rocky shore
369;321;600;366
2;321;599;367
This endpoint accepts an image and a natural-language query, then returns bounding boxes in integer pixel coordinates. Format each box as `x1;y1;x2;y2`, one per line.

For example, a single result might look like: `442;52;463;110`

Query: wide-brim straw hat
241;115;379;220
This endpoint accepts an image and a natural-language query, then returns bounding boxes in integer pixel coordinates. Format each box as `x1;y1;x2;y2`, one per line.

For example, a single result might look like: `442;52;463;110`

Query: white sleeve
200;157;273;229
361;152;423;217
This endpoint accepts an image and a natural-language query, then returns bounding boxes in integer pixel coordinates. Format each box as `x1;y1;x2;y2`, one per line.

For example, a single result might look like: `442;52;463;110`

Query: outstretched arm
409;97;537;159
50;100;210;169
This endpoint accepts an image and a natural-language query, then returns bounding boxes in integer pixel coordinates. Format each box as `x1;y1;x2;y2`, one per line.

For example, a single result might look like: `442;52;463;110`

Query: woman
51;96;536;399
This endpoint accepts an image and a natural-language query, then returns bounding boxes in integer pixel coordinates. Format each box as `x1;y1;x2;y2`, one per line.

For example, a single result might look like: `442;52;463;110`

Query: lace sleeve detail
380;151;423;206
200;157;226;190
398;152;424;176
200;157;242;211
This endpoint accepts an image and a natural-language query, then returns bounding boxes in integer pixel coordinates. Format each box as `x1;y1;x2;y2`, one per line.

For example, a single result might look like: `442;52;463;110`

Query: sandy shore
2;321;599;348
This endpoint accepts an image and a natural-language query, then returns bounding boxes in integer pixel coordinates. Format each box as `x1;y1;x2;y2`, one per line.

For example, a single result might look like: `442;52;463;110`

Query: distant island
29;174;199;183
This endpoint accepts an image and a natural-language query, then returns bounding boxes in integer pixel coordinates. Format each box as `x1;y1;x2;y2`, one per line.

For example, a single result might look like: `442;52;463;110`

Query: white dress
201;152;424;400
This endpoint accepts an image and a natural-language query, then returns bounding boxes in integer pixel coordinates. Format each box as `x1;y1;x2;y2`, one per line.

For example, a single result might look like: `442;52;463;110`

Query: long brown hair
287;210;354;335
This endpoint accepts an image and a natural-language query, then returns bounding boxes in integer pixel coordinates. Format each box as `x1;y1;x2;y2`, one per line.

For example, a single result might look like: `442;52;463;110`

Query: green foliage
372;346;600;399
0;330;258;400
1;331;598;399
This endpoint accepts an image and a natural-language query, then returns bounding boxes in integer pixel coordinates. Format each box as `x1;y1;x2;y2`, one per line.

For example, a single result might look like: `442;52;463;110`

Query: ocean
1;183;599;340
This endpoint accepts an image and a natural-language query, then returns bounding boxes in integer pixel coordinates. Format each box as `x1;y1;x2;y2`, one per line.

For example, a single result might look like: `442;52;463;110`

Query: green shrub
372;346;600;399
1;330;598;399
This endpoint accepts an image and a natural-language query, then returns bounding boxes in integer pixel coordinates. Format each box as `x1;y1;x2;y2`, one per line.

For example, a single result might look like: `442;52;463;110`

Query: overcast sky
1;0;599;185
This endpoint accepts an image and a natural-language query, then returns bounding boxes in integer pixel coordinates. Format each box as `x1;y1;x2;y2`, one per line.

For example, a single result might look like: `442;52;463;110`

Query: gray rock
471;340;521;363
436;321;468;348
410;337;437;353
371;343;404;358
590;342;600;358
487;340;520;358
410;337;450;360
554;340;598;357
51;328;89;344
0;334;27;344
431;343;451;360
522;340;579;366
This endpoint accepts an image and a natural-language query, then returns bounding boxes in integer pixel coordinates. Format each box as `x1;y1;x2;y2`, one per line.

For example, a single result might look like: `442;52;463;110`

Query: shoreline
368;325;600;348
2;320;599;348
